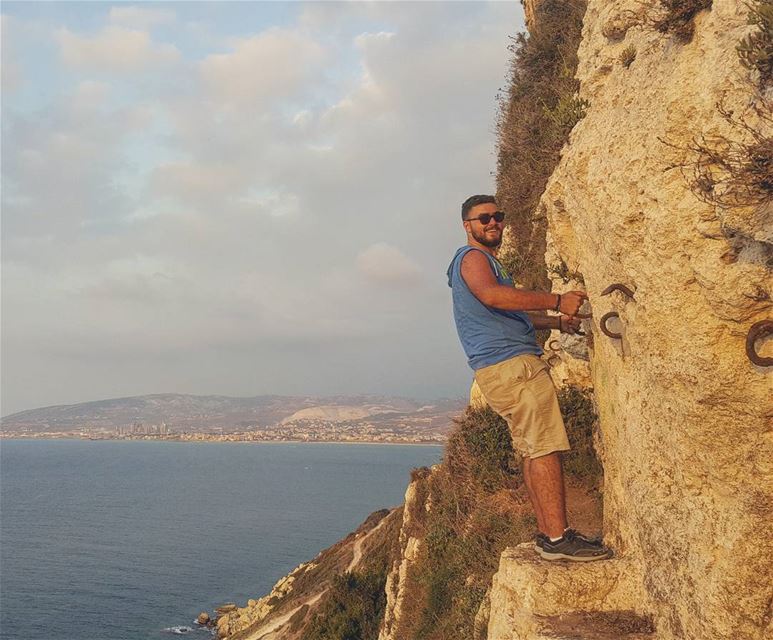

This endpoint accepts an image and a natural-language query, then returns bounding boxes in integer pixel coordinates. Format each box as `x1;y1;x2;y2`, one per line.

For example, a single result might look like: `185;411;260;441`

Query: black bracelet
554;294;561;311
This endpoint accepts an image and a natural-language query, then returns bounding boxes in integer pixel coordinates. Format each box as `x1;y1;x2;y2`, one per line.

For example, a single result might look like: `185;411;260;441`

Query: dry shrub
548;257;585;284
496;0;588;291
652;0;712;43
619;44;637;68
661;99;773;207
558;386;603;486
394;407;534;640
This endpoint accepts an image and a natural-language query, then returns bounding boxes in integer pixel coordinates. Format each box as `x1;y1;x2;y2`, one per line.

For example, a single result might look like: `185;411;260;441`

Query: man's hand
559;315;582;334
558;291;588;316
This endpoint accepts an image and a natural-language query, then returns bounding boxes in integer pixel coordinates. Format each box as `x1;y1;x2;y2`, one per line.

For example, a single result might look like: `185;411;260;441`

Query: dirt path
246;591;326;640
347;513;390;573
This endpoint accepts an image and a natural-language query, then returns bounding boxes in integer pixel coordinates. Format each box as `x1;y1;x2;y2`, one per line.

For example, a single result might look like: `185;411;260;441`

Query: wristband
554;294;561;312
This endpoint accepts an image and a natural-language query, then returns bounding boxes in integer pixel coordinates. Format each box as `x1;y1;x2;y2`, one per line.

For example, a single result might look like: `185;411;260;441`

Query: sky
1;1;525;416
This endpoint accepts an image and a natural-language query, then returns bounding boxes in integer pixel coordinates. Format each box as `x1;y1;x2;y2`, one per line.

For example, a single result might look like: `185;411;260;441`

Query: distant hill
0;393;465;436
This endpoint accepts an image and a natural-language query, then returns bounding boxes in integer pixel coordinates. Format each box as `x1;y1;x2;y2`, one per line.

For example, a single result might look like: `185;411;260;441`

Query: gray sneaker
535;529;602;550
539;529;612;562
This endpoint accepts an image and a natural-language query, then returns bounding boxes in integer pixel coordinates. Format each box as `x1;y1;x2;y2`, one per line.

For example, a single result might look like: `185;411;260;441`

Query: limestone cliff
378;469;432;640
488;1;773;639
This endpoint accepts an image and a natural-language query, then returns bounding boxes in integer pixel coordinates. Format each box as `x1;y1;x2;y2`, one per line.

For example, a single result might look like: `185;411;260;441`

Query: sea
0;439;443;640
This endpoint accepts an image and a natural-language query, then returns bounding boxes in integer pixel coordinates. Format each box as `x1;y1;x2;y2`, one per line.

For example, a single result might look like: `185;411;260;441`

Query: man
447;194;611;562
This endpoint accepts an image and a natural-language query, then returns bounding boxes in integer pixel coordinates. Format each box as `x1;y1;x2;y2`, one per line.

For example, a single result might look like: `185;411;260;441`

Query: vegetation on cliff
297;508;400;640
652;0;712;43
303;571;387;640
393;389;602;640
662;0;772;210
496;0;588;291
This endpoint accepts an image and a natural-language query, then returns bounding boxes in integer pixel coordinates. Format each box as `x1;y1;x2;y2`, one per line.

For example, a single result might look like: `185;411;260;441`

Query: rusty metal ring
746;320;773;367
548;339;561;351
601;283;636;301
600;311;623;340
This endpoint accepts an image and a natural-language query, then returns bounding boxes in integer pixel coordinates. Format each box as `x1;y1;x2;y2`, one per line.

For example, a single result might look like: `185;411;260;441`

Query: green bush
738;0;773;88
303;570;387;640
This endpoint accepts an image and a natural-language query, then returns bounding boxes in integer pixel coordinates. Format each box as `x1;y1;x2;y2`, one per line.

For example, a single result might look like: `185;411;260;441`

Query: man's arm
528;312;584;334
525;311;560;331
460;250;587;314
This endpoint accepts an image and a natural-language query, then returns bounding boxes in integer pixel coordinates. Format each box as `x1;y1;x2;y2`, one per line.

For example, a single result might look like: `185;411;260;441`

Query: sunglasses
465;211;505;225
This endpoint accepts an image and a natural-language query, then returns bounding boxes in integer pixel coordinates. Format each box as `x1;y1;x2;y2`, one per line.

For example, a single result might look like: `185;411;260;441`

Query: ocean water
0;439;443;640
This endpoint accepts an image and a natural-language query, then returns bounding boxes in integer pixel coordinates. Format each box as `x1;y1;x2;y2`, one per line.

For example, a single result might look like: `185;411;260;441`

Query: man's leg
521;457;545;532
523;452;567;539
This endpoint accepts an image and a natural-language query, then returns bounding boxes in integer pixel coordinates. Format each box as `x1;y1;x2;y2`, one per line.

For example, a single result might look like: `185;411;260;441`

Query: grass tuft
619;44;637;68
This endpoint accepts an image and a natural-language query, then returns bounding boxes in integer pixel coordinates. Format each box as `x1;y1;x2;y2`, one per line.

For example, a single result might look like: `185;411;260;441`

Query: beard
472;225;502;248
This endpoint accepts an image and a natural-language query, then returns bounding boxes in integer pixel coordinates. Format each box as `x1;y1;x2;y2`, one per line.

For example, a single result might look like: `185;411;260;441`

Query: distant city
0;393;465;445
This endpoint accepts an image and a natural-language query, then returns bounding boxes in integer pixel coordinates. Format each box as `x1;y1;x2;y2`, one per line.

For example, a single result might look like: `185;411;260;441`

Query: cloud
199;27;325;109
357;243;421;286
150;162;248;207
108;6;176;29
57;25;180;73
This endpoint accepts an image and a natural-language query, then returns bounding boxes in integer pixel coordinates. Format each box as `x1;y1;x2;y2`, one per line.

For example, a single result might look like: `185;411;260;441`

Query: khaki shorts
473;353;570;459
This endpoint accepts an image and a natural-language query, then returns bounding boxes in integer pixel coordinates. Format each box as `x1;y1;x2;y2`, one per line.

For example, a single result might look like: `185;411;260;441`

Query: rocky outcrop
488;545;654;640
488;2;772;639
214;560;317;638
379;468;435;640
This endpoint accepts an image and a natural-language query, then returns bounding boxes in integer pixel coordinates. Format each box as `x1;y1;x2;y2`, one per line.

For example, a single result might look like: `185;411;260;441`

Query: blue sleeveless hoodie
447;246;542;370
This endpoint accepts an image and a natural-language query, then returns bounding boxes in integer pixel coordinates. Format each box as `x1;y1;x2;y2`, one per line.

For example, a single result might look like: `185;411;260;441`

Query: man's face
465;202;503;248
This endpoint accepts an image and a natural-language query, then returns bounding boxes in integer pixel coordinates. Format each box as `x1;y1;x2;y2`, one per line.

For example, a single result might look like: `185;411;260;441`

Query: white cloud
70;80;111;112
150;162;247;206
357;243;421;286
199;27;325;108
57;25;180;73
108;6;176;29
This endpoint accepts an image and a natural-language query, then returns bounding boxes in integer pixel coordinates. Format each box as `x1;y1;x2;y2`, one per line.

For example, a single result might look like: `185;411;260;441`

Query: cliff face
488;1;772;638
378;471;430;640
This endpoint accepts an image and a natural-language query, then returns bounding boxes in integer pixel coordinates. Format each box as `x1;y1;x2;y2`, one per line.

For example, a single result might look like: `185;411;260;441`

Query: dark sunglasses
465;211;505;224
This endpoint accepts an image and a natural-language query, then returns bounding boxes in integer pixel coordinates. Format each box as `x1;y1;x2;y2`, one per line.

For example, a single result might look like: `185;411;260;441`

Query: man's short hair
461;194;497;220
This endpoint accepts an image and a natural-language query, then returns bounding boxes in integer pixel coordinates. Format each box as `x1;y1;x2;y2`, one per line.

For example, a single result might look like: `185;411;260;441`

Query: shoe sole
538;549;612;562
